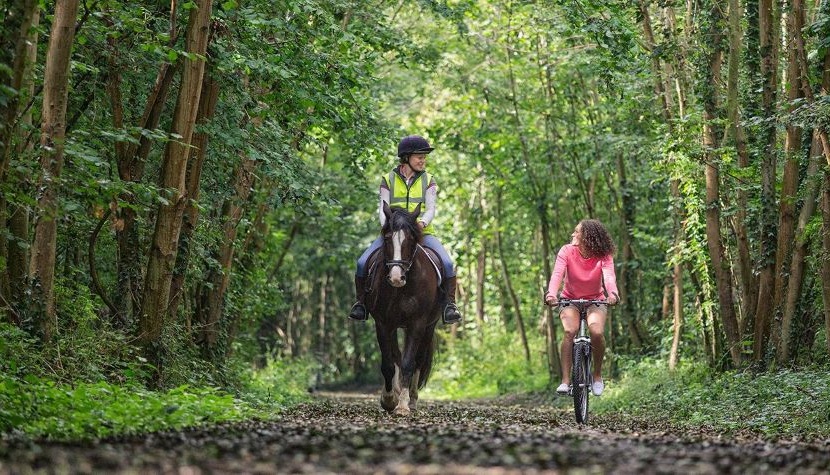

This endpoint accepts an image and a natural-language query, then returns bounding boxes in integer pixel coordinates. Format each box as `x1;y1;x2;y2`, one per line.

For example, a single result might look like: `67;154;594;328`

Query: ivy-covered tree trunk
726;0;754;334
700;0;741;367
772;0;805;363
823;174;830;356
0;0;39;315
753;0;781;362
28;0;79;342
0;0;38;185
2;4;39;324
140;0;212;374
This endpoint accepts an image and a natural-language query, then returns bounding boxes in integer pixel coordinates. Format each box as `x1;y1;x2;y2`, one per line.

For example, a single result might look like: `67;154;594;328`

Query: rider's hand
418;221;426;230
607;293;619;305
544;293;558;306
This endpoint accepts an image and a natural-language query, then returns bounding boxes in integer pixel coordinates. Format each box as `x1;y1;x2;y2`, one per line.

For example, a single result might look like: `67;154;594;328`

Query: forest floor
2;390;829;474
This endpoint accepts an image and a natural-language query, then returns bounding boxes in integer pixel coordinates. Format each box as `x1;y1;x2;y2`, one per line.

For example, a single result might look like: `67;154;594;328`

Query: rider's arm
379;182;390;227
601;255;619;302
546;246;569;300
419;183;437;227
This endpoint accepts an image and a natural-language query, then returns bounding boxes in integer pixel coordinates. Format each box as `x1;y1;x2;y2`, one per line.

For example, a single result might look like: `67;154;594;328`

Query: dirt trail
2;391;829;474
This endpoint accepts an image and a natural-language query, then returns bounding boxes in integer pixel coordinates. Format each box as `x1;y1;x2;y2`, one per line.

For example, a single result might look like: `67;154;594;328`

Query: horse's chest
396;295;421;314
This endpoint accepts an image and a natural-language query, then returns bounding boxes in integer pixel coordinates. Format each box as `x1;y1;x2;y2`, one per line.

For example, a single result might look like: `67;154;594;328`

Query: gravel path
2;391;829;474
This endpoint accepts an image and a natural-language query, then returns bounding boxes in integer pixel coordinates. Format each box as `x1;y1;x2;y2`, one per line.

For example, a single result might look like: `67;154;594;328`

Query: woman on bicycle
544;219;619;396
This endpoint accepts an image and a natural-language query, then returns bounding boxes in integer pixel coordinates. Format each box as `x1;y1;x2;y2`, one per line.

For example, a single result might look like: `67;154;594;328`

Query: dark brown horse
365;202;442;415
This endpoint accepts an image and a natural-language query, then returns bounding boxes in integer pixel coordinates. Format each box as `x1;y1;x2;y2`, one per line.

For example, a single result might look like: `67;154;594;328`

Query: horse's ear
412;203;422;219
382;201;392;222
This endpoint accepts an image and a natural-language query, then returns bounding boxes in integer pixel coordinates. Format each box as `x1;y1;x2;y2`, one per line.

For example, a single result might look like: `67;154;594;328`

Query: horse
364;201;443;416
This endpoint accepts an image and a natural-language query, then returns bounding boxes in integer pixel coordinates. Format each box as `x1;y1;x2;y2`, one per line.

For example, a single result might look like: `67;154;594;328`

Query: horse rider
348;135;463;325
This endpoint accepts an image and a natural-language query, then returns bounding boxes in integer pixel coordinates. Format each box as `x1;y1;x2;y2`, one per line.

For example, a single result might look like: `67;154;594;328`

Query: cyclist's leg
559;307;579;386
586;305;608;380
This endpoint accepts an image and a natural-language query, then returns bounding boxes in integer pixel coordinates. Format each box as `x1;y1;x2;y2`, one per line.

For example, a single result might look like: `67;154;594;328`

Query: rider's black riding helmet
397;135;434;162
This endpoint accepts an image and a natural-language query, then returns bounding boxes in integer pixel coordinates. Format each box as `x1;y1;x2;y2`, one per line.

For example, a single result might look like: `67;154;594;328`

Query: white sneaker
556;383;569;395
592;380;604;396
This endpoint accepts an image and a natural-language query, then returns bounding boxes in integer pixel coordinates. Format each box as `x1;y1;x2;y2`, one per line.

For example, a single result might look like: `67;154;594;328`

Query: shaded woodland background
2;0;830;397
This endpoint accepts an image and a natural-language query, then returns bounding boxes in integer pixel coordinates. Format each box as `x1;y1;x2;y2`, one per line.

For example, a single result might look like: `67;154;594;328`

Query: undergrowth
423;325;550;399
0;277;314;442
594;358;830;439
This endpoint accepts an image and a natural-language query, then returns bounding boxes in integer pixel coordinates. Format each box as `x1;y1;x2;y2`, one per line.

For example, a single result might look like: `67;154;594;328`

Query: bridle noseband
385;244;419;276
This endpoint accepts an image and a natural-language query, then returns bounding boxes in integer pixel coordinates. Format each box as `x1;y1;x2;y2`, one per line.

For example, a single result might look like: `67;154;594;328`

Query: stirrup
442;303;462;324
349;302;368;321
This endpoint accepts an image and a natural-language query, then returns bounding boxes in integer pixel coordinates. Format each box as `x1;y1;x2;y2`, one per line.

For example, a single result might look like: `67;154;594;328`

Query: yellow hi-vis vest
384;169;436;235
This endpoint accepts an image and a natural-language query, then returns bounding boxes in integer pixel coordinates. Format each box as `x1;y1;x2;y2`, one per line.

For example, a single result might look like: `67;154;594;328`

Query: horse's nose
387;275;406;288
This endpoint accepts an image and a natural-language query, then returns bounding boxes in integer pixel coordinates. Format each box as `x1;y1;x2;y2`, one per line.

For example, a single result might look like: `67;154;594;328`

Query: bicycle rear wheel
572;341;591;424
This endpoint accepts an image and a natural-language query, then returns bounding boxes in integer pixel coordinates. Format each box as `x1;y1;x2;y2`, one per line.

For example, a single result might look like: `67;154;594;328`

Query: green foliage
244;357;317;406
424;326;549;399
0;350;312;441
594;359;830;439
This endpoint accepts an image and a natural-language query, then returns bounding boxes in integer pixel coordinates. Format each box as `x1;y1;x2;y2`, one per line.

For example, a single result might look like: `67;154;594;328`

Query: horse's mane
383;207;424;243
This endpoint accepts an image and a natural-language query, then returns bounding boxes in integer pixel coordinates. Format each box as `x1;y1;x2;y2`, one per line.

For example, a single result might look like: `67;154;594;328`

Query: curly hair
579;219;615;258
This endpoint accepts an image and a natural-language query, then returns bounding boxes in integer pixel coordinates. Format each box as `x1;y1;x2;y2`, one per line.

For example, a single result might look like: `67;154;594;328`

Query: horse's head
381;201;424;288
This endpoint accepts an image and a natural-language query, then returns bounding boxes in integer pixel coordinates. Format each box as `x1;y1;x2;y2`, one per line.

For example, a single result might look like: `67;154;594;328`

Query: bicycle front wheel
572;341;591;424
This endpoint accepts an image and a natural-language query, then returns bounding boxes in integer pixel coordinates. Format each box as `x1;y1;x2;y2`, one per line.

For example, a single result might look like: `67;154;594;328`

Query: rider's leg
423;235;462;324
349;237;382;321
558;307;579;390
587;306;608;380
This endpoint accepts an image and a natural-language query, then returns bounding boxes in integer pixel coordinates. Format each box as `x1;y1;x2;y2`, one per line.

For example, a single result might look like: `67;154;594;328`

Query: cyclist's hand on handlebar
544;293;558;306
607;293;619;305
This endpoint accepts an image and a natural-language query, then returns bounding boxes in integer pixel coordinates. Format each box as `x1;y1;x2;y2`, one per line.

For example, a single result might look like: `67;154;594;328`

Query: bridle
385;244;420;277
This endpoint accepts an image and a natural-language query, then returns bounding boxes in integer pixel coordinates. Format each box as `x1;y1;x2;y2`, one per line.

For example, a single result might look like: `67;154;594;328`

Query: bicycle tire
572;341;591;424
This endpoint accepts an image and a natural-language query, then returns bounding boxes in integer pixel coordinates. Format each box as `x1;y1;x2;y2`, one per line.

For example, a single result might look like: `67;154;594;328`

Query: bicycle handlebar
544;297;618;307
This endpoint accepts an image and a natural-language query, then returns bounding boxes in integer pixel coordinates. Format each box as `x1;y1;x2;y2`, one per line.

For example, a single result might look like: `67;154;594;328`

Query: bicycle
547;298;609;424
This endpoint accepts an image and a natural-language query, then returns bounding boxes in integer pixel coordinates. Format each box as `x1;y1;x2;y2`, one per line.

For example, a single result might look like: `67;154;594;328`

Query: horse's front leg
376;323;400;413
394;328;423;416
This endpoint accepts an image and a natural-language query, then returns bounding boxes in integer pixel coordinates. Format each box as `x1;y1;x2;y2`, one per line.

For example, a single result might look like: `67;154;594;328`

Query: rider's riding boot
348;276;369;321
442;276;462;325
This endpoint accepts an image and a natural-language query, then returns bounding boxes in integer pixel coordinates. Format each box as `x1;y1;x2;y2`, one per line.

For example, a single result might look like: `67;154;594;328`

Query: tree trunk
28;0;79;342
494;190;530;362
476;239;486;326
0;0;39;183
140;0;212;375
0;0;39;310
772;0;806;363
197;154;258;355
726;0;755;335
823;173;830;357
3;5;39;323
168;70;220;318
753;0;782;362
701;0;741;367
115;64;180;325
669;183;684;371
640;0;684;360
779;134;821;362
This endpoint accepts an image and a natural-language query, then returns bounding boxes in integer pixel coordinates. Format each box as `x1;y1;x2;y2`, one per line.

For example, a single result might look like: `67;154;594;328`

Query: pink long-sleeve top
547;244;619;300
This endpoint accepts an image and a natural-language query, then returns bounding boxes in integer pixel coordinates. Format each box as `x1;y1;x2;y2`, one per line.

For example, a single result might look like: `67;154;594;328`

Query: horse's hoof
393;406;411;417
381;396;398;412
